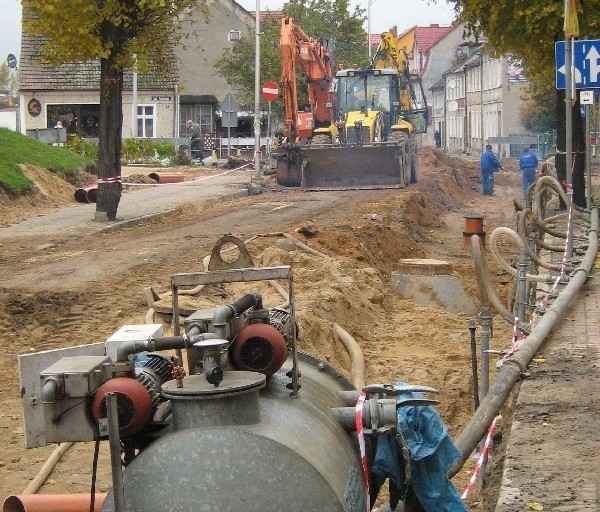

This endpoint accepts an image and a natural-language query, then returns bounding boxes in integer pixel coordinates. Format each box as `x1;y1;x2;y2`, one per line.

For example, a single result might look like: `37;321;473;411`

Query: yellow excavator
277;31;429;190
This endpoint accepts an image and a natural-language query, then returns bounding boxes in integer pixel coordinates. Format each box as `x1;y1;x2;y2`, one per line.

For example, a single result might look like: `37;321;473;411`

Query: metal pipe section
332;323;365;389
106;393;125;512
116;333;219;362
468;319;480;410
211;293;262;339
516;253;528;322
449;207;598;478
585;104;592;209
40;378;60;403
3;494;106;512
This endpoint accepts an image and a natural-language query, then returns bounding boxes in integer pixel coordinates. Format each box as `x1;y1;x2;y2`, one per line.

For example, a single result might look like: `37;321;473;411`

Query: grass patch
0;127;93;193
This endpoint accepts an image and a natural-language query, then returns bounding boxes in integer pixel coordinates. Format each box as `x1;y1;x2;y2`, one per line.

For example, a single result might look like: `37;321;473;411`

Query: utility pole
254;0;262;181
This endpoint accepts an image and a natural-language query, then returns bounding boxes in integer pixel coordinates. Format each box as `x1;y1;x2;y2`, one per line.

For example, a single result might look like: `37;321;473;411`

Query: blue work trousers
521;168;536;195
482;173;495;196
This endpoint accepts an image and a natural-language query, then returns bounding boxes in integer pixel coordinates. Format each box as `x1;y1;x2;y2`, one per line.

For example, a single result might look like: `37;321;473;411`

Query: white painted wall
0;110;17;130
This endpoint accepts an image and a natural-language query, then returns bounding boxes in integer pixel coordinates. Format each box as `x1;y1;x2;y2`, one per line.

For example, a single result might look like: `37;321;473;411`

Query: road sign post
220;93;239;157
261;82;279;171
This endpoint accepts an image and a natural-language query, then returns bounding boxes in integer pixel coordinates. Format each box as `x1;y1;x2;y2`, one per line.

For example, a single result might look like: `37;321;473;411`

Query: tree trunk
96;55;123;221
555;88;586;207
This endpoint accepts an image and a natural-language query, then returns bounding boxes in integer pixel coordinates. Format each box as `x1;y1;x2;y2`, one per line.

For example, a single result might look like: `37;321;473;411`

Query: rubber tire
387;131;409;186
409;134;418;184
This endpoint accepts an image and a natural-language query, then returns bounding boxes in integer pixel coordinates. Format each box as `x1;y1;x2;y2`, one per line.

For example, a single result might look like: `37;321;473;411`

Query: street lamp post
254;0;262;181
367;0;372;61
367;0;377;62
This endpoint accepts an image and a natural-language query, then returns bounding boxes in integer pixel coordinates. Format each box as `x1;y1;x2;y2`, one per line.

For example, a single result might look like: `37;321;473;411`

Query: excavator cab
336;68;428;141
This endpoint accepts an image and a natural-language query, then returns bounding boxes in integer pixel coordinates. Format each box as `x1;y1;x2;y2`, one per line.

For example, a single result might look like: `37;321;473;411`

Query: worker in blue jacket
519;146;539;197
480;144;502;195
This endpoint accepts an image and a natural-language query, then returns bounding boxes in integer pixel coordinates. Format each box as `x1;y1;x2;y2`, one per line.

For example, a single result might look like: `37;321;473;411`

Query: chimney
431;23;439;27
390;26;397;37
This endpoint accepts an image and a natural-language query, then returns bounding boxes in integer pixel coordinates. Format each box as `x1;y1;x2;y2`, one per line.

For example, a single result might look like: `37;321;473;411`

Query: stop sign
261;81;279;102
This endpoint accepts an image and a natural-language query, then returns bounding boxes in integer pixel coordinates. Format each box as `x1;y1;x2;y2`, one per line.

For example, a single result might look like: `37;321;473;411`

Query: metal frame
170;266;299;395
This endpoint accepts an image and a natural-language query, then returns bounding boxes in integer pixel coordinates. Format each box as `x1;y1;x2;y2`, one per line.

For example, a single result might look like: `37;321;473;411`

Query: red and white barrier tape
461;416;498;500
97;164;253;188
501;317;525;365
355;391;370;512
97;176;122;184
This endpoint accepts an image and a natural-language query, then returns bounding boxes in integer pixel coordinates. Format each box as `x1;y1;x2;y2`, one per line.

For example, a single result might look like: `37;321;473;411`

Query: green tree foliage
452;0;600;206
23;0;202;220
0;63;18;106
215;0;367;123
520;97;557;133
0;63;9;91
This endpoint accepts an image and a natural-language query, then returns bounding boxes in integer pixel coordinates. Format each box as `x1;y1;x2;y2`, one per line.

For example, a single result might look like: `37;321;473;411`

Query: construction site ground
0;148;598;511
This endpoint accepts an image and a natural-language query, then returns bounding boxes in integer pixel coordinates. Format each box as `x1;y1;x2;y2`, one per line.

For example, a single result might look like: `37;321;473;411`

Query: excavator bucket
301;143;408;190
276;143;304;187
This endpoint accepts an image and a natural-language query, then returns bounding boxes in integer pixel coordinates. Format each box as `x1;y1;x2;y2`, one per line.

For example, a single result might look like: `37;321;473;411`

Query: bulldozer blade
301;144;407;190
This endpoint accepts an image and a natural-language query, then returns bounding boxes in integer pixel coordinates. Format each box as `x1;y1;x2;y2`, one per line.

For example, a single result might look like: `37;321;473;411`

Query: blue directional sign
556;40;600;89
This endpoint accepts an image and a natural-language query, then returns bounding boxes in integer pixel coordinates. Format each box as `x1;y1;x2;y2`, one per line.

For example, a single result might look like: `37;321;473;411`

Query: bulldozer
276;30;429;190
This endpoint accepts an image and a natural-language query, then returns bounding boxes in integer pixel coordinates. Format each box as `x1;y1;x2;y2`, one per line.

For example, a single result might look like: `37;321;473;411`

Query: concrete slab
390;259;478;315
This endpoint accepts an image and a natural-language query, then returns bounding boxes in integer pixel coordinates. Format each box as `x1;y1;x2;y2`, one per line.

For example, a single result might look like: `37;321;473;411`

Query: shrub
155;142;174;158
67;135;98;160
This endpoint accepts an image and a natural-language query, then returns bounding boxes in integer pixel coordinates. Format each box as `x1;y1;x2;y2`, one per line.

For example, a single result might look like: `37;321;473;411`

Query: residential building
433;46;529;156
19;36;178;140
175;0;255;139
395;24;457;145
18;0;257;142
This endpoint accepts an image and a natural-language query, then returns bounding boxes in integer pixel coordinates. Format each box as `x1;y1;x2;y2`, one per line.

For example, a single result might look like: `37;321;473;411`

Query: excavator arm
277;17;336;187
280;17;335;140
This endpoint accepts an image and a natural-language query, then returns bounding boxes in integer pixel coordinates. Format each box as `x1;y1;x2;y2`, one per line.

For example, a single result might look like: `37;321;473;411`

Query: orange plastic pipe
148;172;185;183
3;493;106;512
74;186;97;204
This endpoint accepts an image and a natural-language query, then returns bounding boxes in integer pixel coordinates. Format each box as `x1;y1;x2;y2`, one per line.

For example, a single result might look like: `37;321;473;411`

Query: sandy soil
0;149;526;509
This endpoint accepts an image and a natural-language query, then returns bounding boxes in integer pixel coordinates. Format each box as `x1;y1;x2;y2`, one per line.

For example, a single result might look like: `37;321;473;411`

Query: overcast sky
0;0;456;66
237;0;457;33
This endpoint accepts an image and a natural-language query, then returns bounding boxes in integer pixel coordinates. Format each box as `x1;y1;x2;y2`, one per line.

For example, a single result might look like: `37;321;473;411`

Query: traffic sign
580;90;594;105
556;39;600;89
6;54;17;68
261;81;279;102
219;93;238;128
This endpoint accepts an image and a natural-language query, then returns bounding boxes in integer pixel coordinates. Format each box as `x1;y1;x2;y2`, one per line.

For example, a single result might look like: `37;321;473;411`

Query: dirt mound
0;165;83;228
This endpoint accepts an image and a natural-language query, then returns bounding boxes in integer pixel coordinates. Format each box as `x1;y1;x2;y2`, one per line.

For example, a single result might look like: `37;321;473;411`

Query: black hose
152;336;187;351
230;293;263;315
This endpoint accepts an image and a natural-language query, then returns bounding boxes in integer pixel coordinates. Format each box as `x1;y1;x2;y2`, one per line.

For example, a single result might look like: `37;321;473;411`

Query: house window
137;105;155;138
180;104;212;135
47;104;100;138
